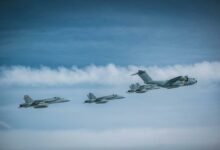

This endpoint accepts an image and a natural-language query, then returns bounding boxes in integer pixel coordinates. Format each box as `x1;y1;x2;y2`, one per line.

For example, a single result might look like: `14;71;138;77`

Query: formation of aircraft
19;95;70;108
84;93;125;104
19;69;197;108
131;70;197;90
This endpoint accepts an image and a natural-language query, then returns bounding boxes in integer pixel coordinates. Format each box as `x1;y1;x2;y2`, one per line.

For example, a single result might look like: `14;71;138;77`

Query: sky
0;0;220;150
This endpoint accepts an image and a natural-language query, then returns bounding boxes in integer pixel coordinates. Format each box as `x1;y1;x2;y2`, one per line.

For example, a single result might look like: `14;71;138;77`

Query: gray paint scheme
84;93;125;104
19;95;70;108
128;83;160;93
132;70;197;89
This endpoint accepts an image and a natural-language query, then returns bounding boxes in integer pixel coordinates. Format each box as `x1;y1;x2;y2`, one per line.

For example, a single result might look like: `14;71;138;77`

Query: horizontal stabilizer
87;93;96;100
24;95;33;104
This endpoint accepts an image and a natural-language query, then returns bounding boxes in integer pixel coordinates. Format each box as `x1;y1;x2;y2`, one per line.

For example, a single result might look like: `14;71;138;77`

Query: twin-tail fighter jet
84;93;125;104
19;95;70;108
131;70;197;91
127;83;160;93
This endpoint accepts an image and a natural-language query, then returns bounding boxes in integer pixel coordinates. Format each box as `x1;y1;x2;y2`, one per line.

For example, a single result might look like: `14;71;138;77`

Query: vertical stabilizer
133;70;152;84
129;84;136;90
24;95;33;103
87;93;96;100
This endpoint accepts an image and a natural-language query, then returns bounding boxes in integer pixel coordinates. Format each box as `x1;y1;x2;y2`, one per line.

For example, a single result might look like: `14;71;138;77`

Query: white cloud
0;127;219;150
0;61;220;86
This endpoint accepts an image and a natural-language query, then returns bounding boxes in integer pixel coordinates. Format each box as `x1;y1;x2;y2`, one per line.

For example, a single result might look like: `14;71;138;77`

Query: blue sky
0;0;220;150
0;0;220;67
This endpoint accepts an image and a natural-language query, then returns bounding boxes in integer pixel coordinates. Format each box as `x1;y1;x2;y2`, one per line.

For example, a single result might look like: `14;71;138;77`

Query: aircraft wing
165;76;183;86
95;100;108;104
34;102;48;108
144;84;160;90
93;97;108;103
96;96;107;100
138;85;146;90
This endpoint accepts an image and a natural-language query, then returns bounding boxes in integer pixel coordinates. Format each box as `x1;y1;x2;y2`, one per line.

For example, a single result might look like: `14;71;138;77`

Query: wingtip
131;73;138;76
131;70;145;76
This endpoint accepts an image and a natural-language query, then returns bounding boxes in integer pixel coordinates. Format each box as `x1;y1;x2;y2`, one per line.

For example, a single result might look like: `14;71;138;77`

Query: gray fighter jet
132;70;197;89
19;95;70;108
128;83;160;93
84;93;125;104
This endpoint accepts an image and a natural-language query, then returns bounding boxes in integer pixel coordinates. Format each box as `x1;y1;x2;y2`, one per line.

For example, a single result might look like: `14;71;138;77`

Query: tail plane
129;83;140;90
87;93;96;100
132;70;152;84
24;95;33;104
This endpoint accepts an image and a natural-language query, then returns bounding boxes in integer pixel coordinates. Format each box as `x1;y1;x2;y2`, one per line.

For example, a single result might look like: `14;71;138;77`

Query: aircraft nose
192;79;197;84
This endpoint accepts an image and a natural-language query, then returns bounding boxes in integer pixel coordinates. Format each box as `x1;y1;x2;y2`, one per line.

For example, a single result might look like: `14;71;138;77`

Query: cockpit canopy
184;76;189;81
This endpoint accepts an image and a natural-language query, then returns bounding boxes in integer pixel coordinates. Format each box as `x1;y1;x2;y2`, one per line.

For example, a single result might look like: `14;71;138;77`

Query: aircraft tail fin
130;83;140;90
87;93;96;100
24;95;33;104
136;83;140;87
130;84;136;90
132;70;152;83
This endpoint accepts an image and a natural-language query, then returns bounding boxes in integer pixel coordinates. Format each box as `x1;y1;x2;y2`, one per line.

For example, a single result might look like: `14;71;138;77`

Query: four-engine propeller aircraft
84;93;125;104
132;70;197;89
128;83;160;93
19;95;70;108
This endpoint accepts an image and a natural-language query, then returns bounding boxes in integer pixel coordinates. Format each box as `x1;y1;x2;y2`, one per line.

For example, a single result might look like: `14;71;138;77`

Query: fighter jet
84;93;125;104
128;83;160;93
19;95;70;108
132;70;197;89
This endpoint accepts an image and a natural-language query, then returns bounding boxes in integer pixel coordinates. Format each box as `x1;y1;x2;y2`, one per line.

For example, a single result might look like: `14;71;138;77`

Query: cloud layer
0;61;220;86
1;127;220;150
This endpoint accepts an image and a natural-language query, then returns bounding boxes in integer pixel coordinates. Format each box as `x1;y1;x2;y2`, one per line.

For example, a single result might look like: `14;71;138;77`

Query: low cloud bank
0;61;219;86
0;127;219;150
